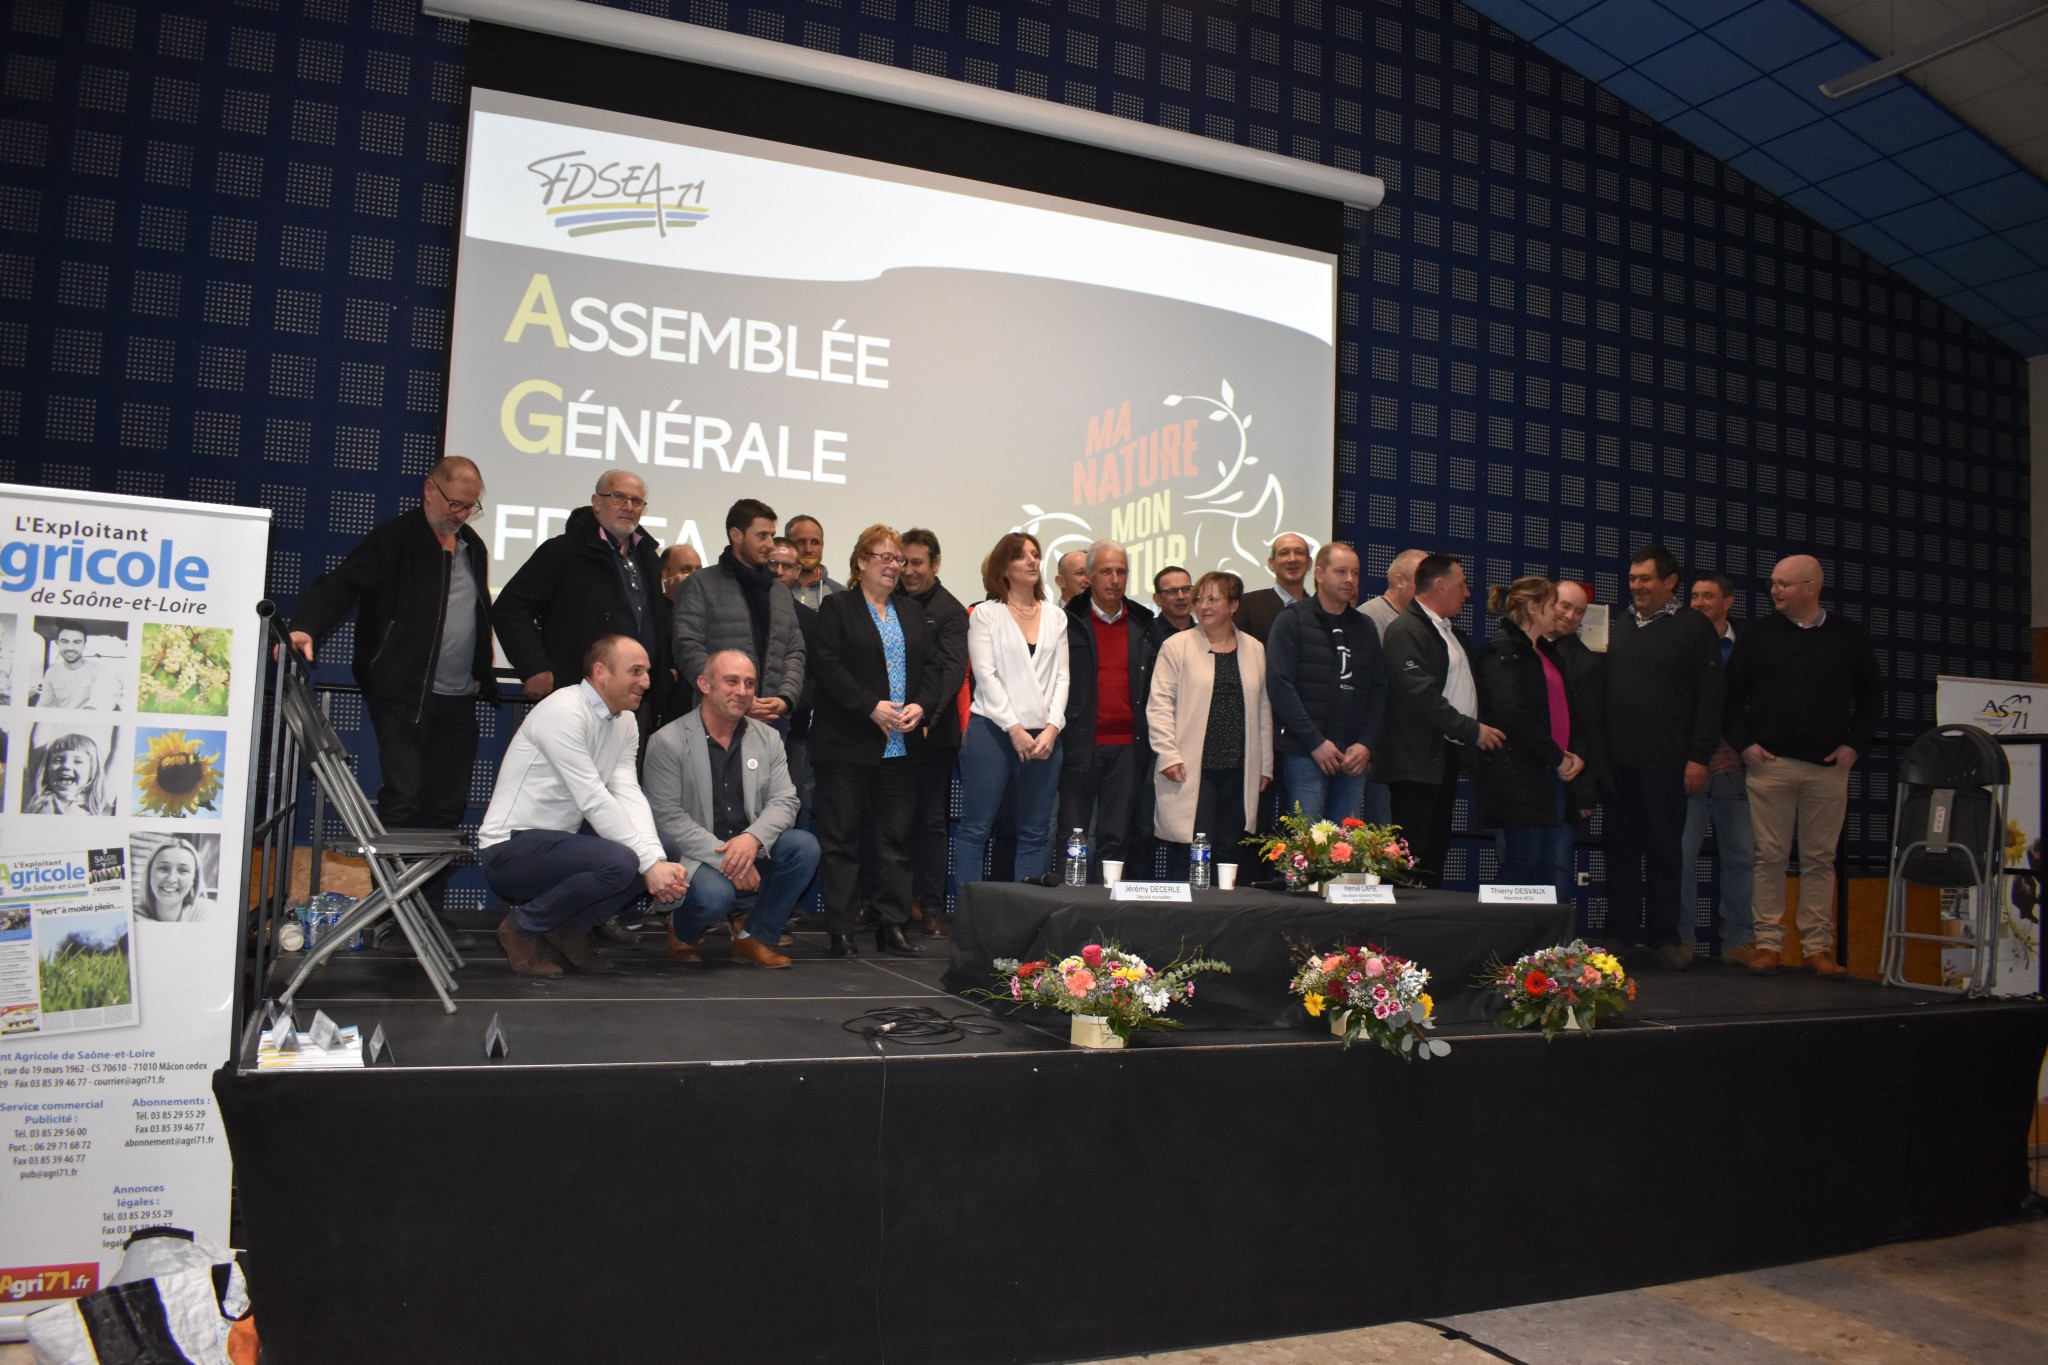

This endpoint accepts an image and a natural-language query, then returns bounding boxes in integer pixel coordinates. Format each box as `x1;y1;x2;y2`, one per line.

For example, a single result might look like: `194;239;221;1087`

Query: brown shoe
665;920;702;964
731;933;792;969
1749;947;1781;976
924;912;953;941
1720;942;1756;968
1804;950;1848;977
498;918;563;979
1655;943;1693;971
543;927;619;974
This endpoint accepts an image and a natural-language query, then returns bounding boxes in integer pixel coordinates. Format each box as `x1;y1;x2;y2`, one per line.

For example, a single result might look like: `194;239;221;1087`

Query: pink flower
1364;957;1385;977
1081;944;1104;967
1329;842;1353;864
1371;984;1389;1001
1010;979;1023;1000
1064;968;1096;997
1382;843;1402;858
1292;853;1309;868
1374;1001;1395;1019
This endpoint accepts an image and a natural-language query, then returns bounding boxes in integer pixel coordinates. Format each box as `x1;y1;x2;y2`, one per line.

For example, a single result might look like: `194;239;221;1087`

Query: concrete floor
3;1213;2041;1363
1077;1218;2048;1365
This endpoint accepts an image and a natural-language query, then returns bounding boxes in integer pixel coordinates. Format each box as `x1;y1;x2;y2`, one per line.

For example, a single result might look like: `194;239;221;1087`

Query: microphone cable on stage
841;1004;1003;1052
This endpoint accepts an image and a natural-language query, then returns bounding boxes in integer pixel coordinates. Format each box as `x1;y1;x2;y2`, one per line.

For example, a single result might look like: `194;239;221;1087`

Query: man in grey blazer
643;649;821;968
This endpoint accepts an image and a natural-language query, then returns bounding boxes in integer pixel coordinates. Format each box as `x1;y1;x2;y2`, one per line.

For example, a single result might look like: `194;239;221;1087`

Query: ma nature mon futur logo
526;149;710;238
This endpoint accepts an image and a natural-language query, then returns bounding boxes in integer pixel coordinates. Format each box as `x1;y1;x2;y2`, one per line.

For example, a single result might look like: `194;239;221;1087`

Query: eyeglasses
1769;579;1814;591
598;491;649;511
769;559;799;573
428;478;484;516
1157;585;1193;597
866;553;907;567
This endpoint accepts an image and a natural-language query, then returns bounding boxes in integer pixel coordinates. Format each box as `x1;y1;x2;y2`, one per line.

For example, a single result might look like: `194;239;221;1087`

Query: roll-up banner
0;483;270;1325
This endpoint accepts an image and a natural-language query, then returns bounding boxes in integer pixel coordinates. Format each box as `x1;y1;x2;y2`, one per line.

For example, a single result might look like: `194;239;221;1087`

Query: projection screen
446;88;1338;596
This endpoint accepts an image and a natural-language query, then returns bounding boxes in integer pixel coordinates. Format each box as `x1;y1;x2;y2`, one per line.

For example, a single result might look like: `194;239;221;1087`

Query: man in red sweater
1058;542;1158;883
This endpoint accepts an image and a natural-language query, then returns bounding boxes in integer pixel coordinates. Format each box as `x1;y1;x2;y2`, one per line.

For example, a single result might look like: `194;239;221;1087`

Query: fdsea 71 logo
525;148;710;238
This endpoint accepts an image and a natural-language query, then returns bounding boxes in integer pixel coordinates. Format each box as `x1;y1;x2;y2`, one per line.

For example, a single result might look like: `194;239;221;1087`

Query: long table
941;882;1576;1027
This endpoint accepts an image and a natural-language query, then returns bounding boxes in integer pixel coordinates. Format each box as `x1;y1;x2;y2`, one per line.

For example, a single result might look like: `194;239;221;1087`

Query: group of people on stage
289;456;1881;980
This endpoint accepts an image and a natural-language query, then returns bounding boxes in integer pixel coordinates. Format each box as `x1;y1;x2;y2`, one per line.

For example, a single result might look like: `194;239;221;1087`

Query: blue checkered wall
0;0;2030;898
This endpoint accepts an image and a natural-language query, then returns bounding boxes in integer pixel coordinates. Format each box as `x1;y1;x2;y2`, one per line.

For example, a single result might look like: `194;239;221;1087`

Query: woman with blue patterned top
811;524;943;958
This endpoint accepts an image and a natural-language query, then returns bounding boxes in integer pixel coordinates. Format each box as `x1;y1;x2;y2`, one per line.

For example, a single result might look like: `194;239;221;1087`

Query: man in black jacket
1267;541;1385;824
288;455;494;917
897;528;969;935
1546;580;1606;901
1725;555;1881;978
1603;543;1725;969
1059;541;1157;883
493;470;671;734
1376;555;1504;886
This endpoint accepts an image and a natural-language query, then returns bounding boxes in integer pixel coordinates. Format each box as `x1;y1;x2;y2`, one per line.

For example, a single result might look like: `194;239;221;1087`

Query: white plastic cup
1100;860;1124;886
1217;863;1238;890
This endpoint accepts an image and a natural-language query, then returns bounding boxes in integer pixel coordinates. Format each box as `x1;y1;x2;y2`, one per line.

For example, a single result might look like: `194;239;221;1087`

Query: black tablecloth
941;883;1575;1028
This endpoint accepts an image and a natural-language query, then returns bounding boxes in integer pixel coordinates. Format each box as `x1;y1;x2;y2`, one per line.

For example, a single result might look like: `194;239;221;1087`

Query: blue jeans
1494;779;1569;889
662;829;821;946
481;829;645;936
956;716;1062;882
1281;752;1367;827
1681;785;1755;949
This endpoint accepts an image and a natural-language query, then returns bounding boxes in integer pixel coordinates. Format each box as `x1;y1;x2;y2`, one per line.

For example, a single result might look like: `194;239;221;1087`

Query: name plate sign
1324;883;1395;905
1111;881;1194;903
1479;884;1559;904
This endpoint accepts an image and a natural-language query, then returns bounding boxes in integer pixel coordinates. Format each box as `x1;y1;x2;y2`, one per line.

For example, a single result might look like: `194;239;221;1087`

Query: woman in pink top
1476;577;1586;890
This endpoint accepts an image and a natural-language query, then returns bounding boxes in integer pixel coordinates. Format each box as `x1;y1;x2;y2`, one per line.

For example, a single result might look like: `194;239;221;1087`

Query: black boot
876;924;922;957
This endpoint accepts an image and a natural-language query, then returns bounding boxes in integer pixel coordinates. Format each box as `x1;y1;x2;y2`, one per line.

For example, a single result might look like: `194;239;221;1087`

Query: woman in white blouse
954;531;1070;884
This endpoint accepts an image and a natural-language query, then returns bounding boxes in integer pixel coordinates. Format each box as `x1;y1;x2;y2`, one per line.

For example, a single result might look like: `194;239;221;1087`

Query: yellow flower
1588;952;1624;981
1303;992;1325;1017
133;730;223;817
1419;993;1434;1018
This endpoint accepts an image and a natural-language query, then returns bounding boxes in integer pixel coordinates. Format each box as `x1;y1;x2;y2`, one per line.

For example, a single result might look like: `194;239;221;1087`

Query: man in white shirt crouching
477;635;689;978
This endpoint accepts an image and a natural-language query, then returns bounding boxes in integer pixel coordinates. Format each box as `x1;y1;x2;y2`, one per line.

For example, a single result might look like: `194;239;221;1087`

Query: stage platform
214;896;2048;1365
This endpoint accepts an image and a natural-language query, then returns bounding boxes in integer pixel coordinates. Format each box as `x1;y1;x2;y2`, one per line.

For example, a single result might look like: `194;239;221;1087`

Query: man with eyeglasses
494;470;673;735
289;455;495;927
1724;555;1881;978
1147;566;1195;646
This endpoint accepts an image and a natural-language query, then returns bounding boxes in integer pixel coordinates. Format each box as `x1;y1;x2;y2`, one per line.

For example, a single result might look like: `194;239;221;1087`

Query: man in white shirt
1374;555;1504;885
33;622;124;710
477;635;689;978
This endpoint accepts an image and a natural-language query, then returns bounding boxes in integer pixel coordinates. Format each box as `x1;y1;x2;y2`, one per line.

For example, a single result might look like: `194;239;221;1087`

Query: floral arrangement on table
984;943;1231;1042
1484;940;1635;1039
1245;807;1421;891
1290;940;1447;1060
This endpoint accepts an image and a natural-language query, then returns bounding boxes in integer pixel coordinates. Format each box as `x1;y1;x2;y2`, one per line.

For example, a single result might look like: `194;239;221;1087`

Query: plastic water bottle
1189;832;1212;890
1064;828;1089;887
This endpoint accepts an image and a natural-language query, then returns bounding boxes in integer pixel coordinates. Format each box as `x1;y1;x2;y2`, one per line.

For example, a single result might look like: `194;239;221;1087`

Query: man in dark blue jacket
1059;541;1156;883
289;455;495;919
493;470;671;733
1267;541;1386;825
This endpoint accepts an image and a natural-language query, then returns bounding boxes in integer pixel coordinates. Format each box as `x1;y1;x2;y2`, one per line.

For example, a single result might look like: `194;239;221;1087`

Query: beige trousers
1747;757;1850;956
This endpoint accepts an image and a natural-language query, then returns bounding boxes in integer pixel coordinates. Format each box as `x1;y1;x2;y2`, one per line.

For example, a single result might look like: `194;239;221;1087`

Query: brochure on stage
0;849;139;1039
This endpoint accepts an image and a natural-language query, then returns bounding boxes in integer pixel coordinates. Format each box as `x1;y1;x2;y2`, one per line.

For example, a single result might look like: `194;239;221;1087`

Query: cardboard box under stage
213;888;2048;1365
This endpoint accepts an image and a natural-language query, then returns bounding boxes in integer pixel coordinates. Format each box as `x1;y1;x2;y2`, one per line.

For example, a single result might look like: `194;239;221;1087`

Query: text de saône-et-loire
5;517;212;612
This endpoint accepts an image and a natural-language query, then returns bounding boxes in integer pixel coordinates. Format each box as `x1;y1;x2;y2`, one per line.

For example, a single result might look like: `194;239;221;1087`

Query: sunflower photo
131;726;227;820
136;623;234;716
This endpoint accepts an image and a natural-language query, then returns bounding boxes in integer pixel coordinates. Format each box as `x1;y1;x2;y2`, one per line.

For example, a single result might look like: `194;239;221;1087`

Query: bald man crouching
642;650;819;968
477;636;689;978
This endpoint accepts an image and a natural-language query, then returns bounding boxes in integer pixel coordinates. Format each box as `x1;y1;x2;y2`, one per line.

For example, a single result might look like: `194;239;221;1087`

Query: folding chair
1880;723;2009;996
273;667;468;1014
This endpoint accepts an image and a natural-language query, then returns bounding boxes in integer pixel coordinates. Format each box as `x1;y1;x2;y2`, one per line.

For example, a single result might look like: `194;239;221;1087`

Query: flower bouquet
1245;807;1421;891
983;942;1230;1046
1289;941;1448;1060
1485;940;1636;1038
